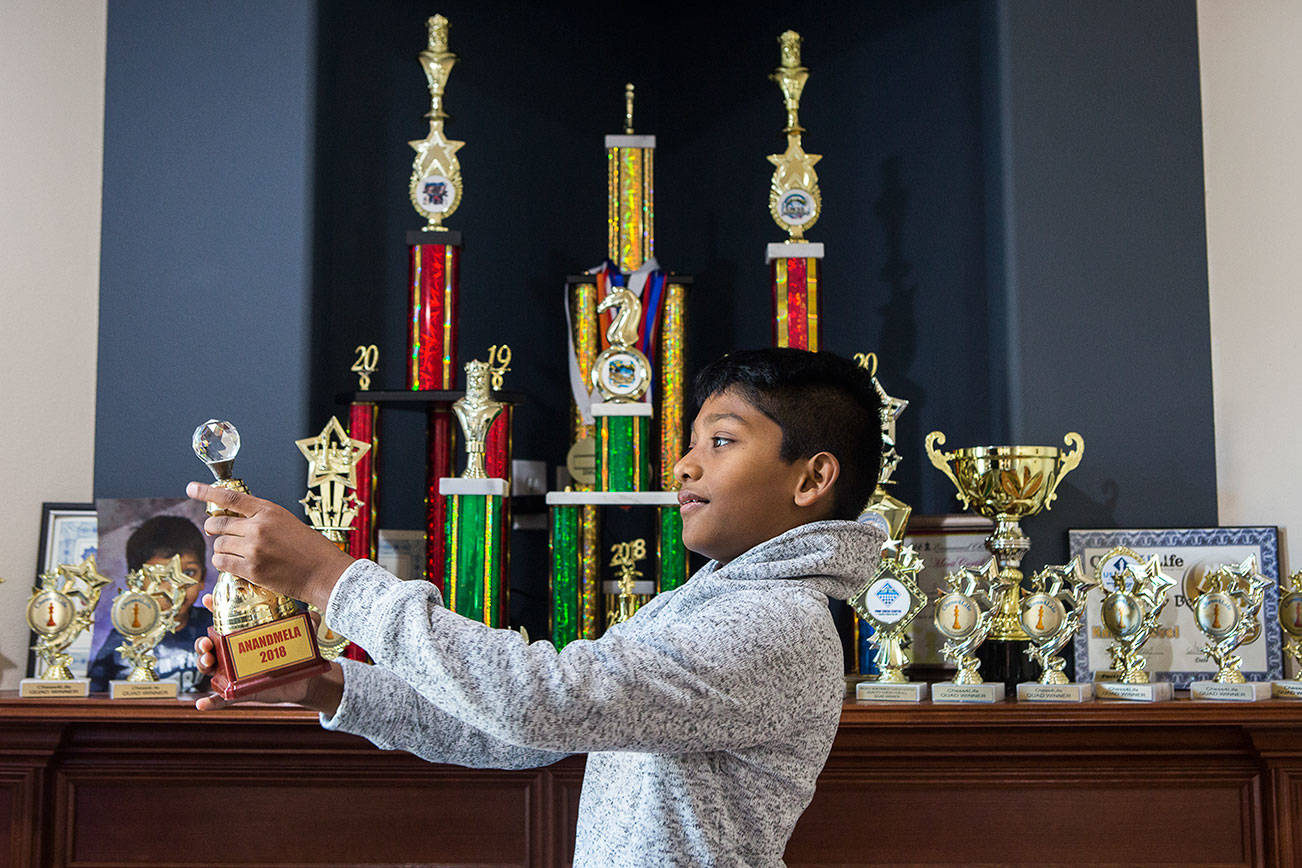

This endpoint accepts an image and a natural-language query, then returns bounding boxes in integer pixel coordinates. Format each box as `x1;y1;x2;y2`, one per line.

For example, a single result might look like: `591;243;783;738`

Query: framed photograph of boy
27;503;98;678
1069;526;1284;688
861;514;993;675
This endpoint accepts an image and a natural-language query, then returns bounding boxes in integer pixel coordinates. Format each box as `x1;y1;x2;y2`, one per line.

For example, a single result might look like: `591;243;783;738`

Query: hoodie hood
703;519;885;601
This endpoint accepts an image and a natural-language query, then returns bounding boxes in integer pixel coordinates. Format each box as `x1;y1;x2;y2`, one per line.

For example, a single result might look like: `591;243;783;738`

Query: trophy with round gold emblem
1016;557;1098;701
1274;570;1302;698
931;558;1007;703
1093;554;1176;700
108;554;201;698
1189;556;1272;701
22;556;112;696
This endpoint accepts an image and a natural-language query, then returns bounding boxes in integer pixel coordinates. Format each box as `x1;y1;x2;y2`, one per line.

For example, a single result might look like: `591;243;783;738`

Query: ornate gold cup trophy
193;420;329;700
850;544;929;701
107;555;201;698
1275;570;1302;698
931;559;1007;702
297;416;372;660
1094;555;1175;701
1189;556;1272;701
21;556;112;697
925;431;1083;686
1016;557;1098;701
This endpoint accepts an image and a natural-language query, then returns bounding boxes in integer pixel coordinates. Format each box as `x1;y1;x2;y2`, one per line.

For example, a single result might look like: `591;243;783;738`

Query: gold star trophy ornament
297;416;373;660
409;14;464;228
1094;555;1176;701
21;556;113;697
768;30;821;239
851;544;930;702
194;420;330;700
1016;557;1099;702
854;352;911;540
107;555;201;698
1189;556;1273;701
931;558;1008;702
1274;570;1302;698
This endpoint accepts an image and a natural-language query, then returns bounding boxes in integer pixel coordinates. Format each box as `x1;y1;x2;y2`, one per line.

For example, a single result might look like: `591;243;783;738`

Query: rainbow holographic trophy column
439;356;509;626
408;14;465;593
766;30;822;351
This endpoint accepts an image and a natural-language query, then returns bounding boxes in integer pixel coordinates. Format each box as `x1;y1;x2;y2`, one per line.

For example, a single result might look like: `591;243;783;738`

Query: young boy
191;347;885;866
89;514;213;693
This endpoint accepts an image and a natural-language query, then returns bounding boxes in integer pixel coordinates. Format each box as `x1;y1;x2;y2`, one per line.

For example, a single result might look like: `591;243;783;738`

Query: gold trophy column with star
850;545;930;702
1189;556;1273;701
1015;557;1099;702
1093;554;1176;701
21;556;112;697
297;416;373;660
767;29;823;351
1274;570;1302;698
108;555;200;699
438;354;510;626
931;559;1007;703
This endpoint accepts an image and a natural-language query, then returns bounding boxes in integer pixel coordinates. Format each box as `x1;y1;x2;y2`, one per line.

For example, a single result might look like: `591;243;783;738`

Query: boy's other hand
186;480;355;612
193;594;343;714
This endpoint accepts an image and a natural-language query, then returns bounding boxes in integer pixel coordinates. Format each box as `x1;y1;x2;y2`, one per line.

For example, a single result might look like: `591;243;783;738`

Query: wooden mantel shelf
4;692;1302;866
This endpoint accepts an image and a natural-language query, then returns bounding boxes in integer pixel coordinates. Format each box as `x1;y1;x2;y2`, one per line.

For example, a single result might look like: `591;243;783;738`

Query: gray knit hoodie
321;519;883;867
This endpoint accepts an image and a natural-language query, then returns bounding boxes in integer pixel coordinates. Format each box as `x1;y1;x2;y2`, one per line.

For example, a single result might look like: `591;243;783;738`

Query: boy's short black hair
126;515;206;572
693;348;885;520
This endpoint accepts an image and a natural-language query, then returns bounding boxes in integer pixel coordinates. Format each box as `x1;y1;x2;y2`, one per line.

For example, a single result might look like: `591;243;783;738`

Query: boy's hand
186;480;355;612
193;594;344;714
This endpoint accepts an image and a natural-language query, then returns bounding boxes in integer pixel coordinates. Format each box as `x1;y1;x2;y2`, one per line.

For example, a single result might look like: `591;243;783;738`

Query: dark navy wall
984;0;1217;568
96;1;317;508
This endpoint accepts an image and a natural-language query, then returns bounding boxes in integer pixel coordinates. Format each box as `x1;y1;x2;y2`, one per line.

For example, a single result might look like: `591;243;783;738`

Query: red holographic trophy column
768;242;824;351
409;228;462;592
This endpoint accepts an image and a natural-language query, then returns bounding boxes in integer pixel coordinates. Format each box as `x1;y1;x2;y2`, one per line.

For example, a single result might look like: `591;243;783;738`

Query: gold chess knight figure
933;558;1004;684
194;420;298;634
409;14;464;228
25;556;112;685
110;555;200;689
853;352;910;540
1100;556;1175;684
452;353;508;478
849;543;927;683
1190;556;1271;684
1020;557;1098;684
592;289;651;402
925;431;1083;641
768;30;821;239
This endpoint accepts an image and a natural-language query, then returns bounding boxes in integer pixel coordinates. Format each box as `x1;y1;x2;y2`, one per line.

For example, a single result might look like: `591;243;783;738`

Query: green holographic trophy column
550;504;583;647
658;506;688;593
439;355;508;626
594;403;652;492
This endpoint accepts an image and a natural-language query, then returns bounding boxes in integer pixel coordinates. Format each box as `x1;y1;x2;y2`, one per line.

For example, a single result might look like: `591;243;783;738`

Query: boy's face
673;388;822;564
145;551;206;626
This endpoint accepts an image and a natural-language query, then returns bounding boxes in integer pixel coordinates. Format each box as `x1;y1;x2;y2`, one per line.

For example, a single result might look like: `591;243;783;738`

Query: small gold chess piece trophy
1094;555;1175;701
109;555;201;698
1016;557;1098;702
1275;570;1302;698
931;559;1007;703
1189;556;1272;701
22;556;112;697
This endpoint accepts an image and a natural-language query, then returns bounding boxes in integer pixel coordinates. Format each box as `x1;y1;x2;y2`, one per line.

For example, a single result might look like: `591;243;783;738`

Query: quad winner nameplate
224;613;318;681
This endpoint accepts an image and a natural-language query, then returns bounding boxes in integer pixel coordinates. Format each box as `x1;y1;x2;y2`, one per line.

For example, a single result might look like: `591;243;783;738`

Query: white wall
0;0;107;688
1198;1;1302;580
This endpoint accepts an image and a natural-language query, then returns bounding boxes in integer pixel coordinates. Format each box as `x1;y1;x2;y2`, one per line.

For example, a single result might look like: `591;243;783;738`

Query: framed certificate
1069;527;1283;687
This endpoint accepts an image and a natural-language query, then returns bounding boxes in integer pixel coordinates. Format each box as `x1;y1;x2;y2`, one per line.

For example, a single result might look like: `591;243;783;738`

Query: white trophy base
1016;682;1095;703
110;680;179;699
1272;680;1302;699
855;681;929;703
1190;680;1271;702
1094;681;1174;702
931;682;1006;704
19;678;90;698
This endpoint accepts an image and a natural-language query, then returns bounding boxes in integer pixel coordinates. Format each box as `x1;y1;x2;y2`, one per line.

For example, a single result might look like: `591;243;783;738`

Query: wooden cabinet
3;693;1301;867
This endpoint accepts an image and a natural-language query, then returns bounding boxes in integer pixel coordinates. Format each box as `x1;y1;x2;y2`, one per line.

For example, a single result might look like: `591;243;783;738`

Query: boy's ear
794;451;840;511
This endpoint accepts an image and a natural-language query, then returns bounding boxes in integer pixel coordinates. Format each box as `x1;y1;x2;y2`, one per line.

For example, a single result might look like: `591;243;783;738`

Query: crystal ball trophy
1015;557;1098;702
1189;556;1272;701
108;555;201;698
21;556;112;697
194;420;329;700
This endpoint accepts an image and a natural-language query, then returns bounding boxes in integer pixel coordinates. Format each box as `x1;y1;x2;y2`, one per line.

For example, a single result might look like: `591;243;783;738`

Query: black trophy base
977;639;1040;694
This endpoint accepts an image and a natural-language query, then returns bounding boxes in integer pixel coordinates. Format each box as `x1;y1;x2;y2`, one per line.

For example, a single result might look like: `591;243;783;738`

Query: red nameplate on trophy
207;611;330;700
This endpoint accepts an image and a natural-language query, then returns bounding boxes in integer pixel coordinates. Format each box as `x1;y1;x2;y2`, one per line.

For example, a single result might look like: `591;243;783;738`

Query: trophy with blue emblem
851;544;928;702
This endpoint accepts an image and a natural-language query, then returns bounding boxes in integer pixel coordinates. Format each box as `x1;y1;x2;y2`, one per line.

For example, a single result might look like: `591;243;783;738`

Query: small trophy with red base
193;420;330;699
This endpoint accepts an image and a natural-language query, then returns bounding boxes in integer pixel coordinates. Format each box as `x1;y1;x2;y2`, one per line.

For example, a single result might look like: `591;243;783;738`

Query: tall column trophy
851;545;929;701
439;355;509;626
931;559;1006;702
1275;570;1302;698
1189;556;1272;701
1094;554;1175;701
766;30;822;351
21;556;112;697
1015;557;1098;702
925;431;1083;686
347;345;380;562
194;420;329;700
297;416;372;660
107;555;200;698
